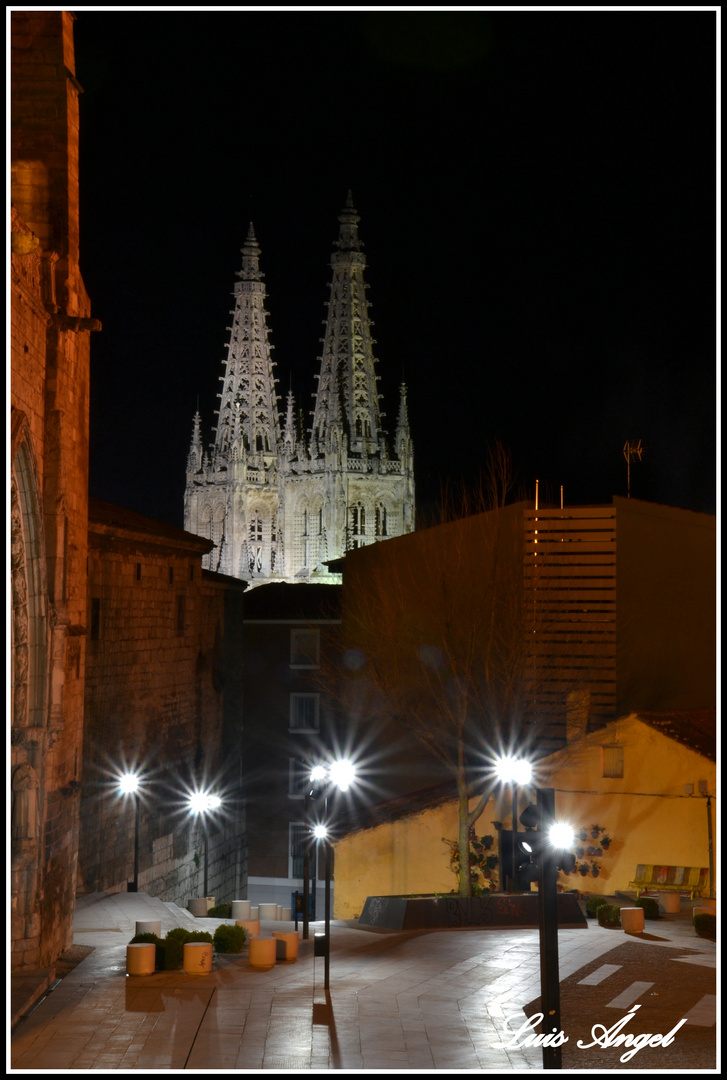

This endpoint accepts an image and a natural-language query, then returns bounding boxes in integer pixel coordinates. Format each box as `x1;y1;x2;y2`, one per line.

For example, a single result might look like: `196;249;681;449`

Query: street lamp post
308;759;356;991
119;772;141;892
536;787;564;1071
304;765;327;940
188;791;221;899
494;756;532;892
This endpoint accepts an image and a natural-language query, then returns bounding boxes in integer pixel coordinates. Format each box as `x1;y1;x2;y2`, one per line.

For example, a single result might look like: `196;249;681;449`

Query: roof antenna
623;439;645;498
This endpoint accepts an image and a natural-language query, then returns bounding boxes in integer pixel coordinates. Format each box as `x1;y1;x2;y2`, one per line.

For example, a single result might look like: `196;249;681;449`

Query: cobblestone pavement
9;892;718;1072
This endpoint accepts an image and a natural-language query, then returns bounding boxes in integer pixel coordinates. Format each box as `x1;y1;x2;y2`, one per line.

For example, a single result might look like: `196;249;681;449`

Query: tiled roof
634;707;716;762
88;498;213;552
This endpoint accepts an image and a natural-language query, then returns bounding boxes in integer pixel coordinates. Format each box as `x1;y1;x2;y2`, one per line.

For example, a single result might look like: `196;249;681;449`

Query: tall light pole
303;765;327;940
494;756;532;892
119;772;141;892
188;791;222;898
309;759;356;990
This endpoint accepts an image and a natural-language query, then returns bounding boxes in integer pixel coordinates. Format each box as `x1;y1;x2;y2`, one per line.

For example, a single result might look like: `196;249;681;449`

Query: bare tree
328;442;531;896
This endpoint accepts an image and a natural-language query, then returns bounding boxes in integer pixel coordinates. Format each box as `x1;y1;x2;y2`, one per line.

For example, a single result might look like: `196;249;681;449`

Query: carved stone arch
11;410;49;736
10;410;47;921
293;493;311;572
374;492;395;538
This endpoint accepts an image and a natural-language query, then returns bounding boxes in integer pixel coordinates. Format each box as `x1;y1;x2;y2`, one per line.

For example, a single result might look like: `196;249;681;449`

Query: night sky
71;10;718;527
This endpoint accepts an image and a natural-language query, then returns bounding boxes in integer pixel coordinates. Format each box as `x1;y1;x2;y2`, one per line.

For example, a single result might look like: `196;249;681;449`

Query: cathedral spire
213;224;281;462
186;409;203;473
395;382;412;464
185;200;415;584
311;194;383;458
282;389;296;454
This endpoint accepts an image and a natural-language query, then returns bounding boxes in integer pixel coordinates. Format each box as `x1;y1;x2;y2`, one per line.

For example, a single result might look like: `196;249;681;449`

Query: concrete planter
621;907;645;933
183;942;213;974
126;943;155;975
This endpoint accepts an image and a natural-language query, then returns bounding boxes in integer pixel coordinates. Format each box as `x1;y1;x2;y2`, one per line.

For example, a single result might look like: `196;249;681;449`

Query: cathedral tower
184;196;415;583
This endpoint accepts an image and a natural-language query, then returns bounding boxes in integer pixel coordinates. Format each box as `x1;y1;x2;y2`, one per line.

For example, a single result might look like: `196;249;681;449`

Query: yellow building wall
333;716;716;918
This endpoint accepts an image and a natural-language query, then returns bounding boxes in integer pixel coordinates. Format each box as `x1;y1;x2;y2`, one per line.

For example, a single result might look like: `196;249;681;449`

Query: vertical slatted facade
524;507;617;747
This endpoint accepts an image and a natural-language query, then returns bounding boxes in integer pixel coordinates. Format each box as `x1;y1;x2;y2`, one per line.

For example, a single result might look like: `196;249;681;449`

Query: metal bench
628;864;708;899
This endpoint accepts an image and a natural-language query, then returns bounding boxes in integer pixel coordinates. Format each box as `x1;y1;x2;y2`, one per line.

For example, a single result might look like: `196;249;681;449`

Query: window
136;563;142;581
289;822;309;879
290;693;320;732
169;566;174;584
290;629;320;668
602;745;624;778
349;502;367;549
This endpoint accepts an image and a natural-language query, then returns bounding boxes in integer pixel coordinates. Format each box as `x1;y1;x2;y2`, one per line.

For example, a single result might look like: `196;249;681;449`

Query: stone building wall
10;10;99;972
79;501;247;906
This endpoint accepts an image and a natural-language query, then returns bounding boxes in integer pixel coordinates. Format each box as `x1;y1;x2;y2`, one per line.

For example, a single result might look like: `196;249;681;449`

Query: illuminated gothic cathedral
184;195;415;583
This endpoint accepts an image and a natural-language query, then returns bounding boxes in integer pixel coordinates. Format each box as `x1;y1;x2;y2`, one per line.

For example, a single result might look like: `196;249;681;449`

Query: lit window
290;693;320;732
290;629;320;668
602;745;624;778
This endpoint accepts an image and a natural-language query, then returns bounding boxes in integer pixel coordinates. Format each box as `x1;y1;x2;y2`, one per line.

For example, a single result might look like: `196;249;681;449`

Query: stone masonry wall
80;511;246;907
11;10;97;972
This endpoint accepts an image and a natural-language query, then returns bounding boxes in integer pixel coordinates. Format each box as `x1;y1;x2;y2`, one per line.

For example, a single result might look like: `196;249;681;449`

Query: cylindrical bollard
250;906;259;920
135;920;162;937
183;941;213;974
127;943;156;975
259;903;278;921
659;893;681;913
188;898;209;917
206;896;215;911
231;900;251;921
621;907;645;933
249;937;277;969
236;919;260;938
281;907;292;922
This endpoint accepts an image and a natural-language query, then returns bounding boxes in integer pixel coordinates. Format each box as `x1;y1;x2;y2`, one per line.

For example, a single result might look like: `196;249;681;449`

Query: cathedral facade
184;195;415;583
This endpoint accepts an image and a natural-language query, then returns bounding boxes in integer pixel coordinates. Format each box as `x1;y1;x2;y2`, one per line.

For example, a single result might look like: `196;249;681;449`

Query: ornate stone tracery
184;196;415;583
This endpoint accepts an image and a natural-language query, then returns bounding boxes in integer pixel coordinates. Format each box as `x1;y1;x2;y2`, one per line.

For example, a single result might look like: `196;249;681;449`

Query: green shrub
585;896;608;918
213;923;248;953
163;928;193;970
693;912;716;939
634;896;660;920
129;931;164;969
208;903;232;918
597;903;622;928
184;930;214;944
166;926;193;943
